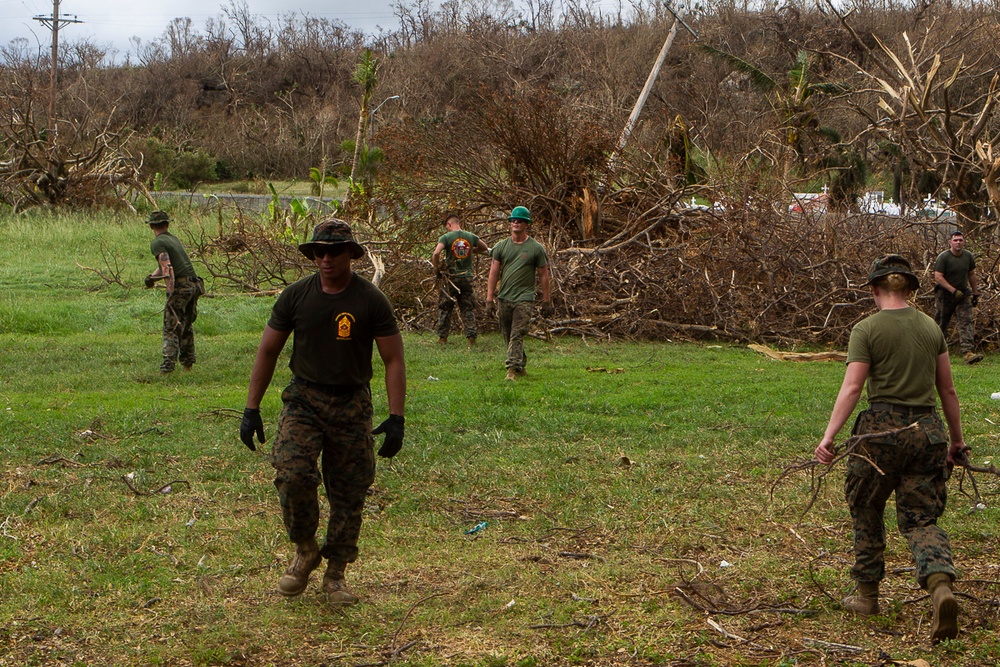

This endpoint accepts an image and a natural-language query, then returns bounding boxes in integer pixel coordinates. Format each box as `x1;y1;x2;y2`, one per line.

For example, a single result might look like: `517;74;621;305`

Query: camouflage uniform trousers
845;407;956;589
934;289;975;354
161;278;200;372
270;381;375;563
498;299;533;372
436;275;478;340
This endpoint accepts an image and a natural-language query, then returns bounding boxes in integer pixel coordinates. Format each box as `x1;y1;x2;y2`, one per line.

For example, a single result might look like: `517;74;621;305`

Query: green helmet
508;206;532;223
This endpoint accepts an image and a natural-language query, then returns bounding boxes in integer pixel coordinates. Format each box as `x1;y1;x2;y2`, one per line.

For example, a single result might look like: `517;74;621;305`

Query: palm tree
700;46;845;180
349;50;380;184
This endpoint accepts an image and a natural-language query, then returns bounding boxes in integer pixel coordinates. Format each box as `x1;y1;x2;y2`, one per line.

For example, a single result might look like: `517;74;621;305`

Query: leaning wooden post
614;15;682;154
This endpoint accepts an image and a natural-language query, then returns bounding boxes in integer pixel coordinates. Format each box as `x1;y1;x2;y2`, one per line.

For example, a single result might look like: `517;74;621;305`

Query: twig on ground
36;455;84;467
558;551;604;561
673;587;816;616
707;617;772;650
806;553;841;605
390;593;448;655
653;556;705;580
802;638;864;653
120;475;191;496
197;408;244;419
529;615;601;630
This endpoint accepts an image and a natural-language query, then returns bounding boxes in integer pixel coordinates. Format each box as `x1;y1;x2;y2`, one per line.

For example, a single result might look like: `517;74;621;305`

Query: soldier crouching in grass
815;254;969;644
239;217;406;604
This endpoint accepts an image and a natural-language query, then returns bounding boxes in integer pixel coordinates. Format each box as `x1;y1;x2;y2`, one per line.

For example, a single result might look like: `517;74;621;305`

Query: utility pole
33;0;83;136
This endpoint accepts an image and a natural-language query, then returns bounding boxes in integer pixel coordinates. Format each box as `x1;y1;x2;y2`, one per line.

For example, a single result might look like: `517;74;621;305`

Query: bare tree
826;3;999;233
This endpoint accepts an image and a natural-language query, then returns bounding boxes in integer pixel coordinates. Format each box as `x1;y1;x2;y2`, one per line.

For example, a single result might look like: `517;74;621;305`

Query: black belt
868;402;934;416
292;377;366;396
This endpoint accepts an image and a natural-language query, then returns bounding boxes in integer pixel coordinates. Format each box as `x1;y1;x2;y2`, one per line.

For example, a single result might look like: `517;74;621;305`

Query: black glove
144;275;156;289
953;289;965;302
486;301;496;319
373;414;405;458
540;301;554;318
240;408;265;451
972;293;980;307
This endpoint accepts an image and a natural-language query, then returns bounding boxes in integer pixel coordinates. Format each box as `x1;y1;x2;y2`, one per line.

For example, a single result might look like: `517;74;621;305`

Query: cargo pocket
916;413;951;480
844;451;882;507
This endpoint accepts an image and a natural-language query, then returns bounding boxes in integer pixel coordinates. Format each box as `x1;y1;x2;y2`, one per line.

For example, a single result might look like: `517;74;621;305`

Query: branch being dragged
770;423;920;522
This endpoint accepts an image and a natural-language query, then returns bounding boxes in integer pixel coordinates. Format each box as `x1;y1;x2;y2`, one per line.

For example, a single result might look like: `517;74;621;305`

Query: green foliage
352;48;380;95
135;137;220;190
308;166;338;196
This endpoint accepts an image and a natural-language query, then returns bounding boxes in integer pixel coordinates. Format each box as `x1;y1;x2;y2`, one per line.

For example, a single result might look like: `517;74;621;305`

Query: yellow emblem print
451;238;472;260
336;312;356;340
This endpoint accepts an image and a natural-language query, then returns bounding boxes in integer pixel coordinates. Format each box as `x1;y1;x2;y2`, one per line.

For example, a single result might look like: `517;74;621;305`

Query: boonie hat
508;206;532;223
147;210;171;225
863;254;920;292
299;217;365;260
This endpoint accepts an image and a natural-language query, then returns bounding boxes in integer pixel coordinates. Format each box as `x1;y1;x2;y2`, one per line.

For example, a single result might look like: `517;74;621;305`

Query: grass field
2;209;999;666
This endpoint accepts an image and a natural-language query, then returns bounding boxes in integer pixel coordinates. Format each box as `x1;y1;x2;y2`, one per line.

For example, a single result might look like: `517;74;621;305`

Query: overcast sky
0;0;403;56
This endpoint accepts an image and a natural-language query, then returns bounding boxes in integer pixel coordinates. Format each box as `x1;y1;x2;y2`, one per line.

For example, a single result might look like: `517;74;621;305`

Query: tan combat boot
277;538;321;597
963;351;983;365
505;369;518;381
928;573;959;643
842;581;879;616
322;561;360;605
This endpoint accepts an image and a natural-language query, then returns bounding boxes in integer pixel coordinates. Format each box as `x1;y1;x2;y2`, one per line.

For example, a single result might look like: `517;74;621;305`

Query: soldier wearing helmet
486;206;552;381
815;254;968;643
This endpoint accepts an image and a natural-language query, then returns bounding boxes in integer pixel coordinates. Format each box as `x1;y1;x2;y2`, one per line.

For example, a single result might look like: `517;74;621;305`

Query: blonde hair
873;273;912;293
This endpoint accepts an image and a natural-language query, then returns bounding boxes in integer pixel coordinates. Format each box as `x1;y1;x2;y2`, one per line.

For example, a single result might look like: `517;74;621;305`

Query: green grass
2;209;999;666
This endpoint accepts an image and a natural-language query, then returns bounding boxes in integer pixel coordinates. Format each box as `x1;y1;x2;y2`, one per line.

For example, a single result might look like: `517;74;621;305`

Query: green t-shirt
438;230;481;278
492;237;548;303
268;273;399;385
934;249;975;292
846;307;947;407
150;232;197;279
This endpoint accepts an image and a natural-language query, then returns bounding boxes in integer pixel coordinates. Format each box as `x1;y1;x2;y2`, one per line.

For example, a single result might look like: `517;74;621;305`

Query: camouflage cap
298;217;365;260
147;210;171;225
863;254;920;292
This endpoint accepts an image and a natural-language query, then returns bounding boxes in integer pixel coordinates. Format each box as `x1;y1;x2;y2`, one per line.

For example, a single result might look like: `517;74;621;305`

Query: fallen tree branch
953;454;1000;507
770;423;920;523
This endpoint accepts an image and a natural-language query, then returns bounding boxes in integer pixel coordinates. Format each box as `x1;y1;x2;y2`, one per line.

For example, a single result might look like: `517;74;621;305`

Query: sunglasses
313;246;348;258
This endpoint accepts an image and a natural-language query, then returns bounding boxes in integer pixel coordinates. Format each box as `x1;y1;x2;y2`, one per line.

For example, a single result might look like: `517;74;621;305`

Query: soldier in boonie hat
863;253;920;292
241;212;406;605
147;210;172;225
298;217;365;260
143;209;201;373
814;250;969;640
